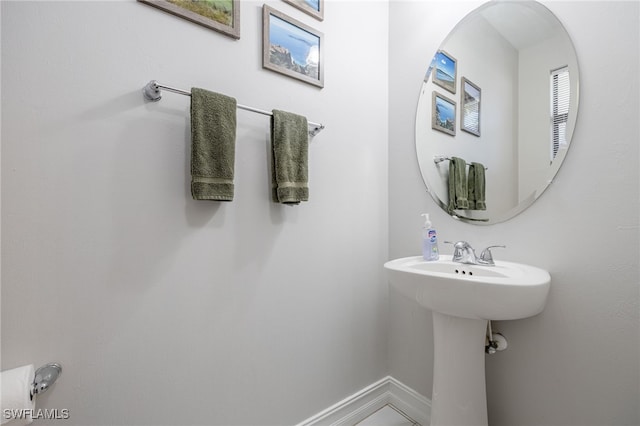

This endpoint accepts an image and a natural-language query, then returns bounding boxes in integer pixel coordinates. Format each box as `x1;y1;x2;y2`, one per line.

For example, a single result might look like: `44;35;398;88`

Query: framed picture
461;77;481;136
432;92;456;136
263;5;324;88
432;50;457;94
283;0;324;21
138;0;240;39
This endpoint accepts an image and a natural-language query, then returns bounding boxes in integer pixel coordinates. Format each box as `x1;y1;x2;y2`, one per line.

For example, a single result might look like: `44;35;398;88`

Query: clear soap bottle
421;213;439;261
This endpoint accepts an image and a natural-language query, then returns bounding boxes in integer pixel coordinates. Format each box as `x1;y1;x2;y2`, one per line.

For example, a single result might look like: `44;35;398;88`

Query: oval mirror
416;1;579;224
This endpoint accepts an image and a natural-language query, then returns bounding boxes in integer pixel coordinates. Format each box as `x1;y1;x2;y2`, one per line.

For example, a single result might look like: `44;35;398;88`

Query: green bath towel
467;162;486;210
190;88;237;201
448;156;469;213
271;110;309;204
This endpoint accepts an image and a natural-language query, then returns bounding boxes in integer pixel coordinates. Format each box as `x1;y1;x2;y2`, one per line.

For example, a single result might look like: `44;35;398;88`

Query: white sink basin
384;255;551;426
384;255;550;320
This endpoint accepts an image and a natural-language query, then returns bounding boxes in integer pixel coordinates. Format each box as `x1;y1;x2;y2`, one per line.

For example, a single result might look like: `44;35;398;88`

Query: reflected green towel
190;88;237;201
448;156;468;213
468;162;486;210
271;110;309;204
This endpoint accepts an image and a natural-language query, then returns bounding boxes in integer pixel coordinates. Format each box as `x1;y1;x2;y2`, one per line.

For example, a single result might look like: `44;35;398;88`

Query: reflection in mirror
416;1;579;225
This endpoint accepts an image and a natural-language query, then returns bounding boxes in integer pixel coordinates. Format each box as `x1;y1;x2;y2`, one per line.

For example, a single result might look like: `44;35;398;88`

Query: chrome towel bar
143;80;325;136
434;155;488;170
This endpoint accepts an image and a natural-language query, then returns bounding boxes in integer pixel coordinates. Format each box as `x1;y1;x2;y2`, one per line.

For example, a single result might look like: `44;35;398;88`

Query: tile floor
355;404;420;426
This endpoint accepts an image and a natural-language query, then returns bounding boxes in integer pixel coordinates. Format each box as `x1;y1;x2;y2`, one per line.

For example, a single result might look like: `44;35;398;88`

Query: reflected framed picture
138;0;240;39
461;77;481;136
263;5;324;88
283;0;324;21
432;92;456;136
432;50;457;94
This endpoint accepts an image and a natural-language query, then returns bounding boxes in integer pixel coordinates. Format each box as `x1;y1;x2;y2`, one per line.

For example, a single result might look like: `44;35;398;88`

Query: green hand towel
467;165;476;210
467;162;486;210
190;88;237;201
448;156;468;213
271;110;309;204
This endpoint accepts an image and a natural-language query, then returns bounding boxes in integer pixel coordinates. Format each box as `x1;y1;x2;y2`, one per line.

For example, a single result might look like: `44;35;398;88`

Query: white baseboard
294;376;431;426
385;377;430;426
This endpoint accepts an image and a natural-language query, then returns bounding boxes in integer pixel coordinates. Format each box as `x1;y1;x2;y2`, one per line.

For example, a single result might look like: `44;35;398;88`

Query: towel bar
143;80;325;137
434;155;488;170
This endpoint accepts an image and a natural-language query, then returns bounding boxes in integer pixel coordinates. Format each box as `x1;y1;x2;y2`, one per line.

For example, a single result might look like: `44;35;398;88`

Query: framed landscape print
432;50;457;94
283;0;324;21
432;92;456;136
263;5;324;88
138;0;240;39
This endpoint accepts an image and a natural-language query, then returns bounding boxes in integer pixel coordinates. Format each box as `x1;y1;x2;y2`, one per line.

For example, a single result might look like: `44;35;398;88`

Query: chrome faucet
445;241;505;266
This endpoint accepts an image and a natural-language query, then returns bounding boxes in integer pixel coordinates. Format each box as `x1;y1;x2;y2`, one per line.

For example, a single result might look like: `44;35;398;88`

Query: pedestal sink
384;255;550;426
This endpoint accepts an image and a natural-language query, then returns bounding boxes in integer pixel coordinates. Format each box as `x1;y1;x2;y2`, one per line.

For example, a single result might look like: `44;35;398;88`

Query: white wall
1;1;389;425
390;1;639;425
3;1;639;425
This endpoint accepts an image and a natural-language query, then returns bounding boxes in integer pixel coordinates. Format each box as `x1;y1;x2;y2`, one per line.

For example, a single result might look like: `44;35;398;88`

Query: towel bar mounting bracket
143;80;162;102
30;363;62;401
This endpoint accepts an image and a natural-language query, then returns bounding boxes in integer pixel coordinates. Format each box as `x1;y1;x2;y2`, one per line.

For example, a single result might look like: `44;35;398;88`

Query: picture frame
432;50;457;94
283;0;324;21
432;92;456;136
461;77;481;136
138;0;240;40
263;5;324;88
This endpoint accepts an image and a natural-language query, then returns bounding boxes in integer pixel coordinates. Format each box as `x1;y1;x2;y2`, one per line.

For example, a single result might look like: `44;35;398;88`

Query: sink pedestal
431;312;488;426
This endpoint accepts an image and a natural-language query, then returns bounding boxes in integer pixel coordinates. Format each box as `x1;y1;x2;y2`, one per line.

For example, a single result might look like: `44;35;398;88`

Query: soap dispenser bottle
421;213;439;261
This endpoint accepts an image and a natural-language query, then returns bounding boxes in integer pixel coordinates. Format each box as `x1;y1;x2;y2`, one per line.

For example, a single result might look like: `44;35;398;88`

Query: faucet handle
443;240;471;249
444;241;476;263
443;241;457;255
443;240;471;253
478;245;506;265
